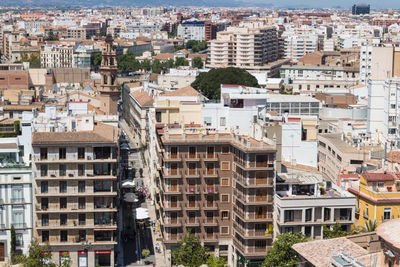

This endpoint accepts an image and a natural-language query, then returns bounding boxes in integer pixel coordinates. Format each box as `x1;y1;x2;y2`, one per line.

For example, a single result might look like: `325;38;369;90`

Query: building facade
32;122;118;267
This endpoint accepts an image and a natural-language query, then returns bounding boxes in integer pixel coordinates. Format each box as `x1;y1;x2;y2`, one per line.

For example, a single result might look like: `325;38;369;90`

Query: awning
95;250;111;254
122;180;135;188
136;207;150;220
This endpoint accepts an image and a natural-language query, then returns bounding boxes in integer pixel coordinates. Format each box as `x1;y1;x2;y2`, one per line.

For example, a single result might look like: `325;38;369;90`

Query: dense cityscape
0;2;400;267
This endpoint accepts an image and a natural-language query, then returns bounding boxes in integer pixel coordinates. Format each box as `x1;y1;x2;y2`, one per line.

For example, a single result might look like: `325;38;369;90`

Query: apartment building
40;45;74;69
280;65;359;94
318;133;381;182
283;35;319;61
155;129;276;267
66;28;87;40
348;172;400;228
275;172;355;240
32;121;119;267
207;22;280;70
359;45;400;84
177;21;206;43
0;118;34;263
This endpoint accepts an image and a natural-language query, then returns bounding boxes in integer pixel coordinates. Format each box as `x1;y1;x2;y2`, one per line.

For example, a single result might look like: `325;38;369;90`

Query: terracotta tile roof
152;53;174;60
377;218;400;250
361;172;396;181
130;90;154;107
188;54;207;60
162;86;200;97
3;104;43;111
292;237;368;267
32;123;117;145
125;82;141;89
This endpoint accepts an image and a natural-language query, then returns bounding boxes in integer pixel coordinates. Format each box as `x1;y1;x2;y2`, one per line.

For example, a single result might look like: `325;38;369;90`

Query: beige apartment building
32;123;118;267
207;22;280;70
155;130;276;267
318;133;382;183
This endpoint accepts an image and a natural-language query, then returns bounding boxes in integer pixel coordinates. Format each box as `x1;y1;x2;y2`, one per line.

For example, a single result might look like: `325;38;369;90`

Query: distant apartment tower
205;22;217;41
32;122;118;267
283;35;319;61
156;130;276;267
208;22;280;70
352;4;370;15
177;21;206;43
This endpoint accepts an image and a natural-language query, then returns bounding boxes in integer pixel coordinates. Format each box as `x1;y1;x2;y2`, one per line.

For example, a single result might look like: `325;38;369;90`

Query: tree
10;225;16;264
323;223;349;239
142;249;150;258
362;219;377;232
206;254;226;267
192;57;203;69
140;59;152;72
16;239;55;267
171;230;208;267
191;67;260;100
92;52;102;70
117;51;140;73
174;57;189;67
262;232;308;267
46;30;59;41
139;168;143;178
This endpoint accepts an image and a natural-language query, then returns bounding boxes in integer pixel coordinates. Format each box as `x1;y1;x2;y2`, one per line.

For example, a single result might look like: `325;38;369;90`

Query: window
78;181;85;193
78;164;85;176
189;147;196;158
78;230;86;241
384;208;391;220
42;214;49;226
220;117;226;126
221;178;229;186
305;209;312;221
79;214;86;226
40;148;48;160
284;227;294;233
41;181;48;193
60;214;67;225
378;182;385;188
59;164;66;176
221;226;229;234
221;194;229;202
78;147;85;159
40;165;48;177
221;211;229;220
59;181;67;193
12;207;24;228
42;231;49;242
156;111;162;123
41;198;48;210
60;198;67;209
365;204;369;218
60;230;68;242
221;162;230;170
204;117;212;126
12;185;24;204
59;148;66;159
284;210;294;222
78;197;85;209
221;146;229;154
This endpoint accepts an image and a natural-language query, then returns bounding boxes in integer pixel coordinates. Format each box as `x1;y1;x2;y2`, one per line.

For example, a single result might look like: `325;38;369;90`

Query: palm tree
362;219;377;232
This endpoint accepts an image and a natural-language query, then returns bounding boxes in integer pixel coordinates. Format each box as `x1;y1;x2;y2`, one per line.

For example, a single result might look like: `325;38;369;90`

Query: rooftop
319;133;382;154
292;237;368;267
32;123;118;145
377;218;400;251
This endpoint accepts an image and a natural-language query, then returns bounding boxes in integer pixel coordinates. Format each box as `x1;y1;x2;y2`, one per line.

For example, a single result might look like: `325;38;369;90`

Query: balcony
234;190;272;205
233;222;272;239
163;233;183;243
186;217;201;226
202;153;218;162
185;202;201;210
234;173;274;188
12;223;27;229
34;154;116;163
11;198;25;204
185;185;201;194
203;169;218;178
163;153;182;163
203;217;218;226
163;185;183;194
162;168;181;178
203;185;218;194
162;201;182;211
204;233;218;241
233;238;271;256
233;206;273;222
163;218;183;227
185;170;200;178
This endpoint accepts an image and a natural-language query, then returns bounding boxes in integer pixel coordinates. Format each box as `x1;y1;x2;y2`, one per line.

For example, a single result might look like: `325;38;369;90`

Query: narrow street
119;119;166;267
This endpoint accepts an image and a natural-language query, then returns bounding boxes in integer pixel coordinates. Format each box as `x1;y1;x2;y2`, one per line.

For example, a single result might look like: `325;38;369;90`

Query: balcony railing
204;185;218;194
11;198;25;204
12;223;27;229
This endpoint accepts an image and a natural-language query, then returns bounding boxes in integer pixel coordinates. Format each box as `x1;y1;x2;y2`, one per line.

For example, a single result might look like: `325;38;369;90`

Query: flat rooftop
318;133;382;154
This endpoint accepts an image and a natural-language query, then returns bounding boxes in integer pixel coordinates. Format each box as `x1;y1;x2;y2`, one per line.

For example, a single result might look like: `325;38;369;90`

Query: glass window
60;230;68;242
12;185;24;203
59;164;66;176
59;148;66;159
384;208;391;220
40;148;48;160
78;147;85;159
40;165;48;177
59;181;67;193
12;207;24;228
42;231;49;242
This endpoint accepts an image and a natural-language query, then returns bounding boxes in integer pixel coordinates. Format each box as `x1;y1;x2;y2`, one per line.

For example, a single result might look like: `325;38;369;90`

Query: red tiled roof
361;172;396;181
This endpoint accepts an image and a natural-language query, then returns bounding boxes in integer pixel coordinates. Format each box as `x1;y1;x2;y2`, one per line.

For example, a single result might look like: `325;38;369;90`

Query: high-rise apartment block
32;121;118;267
207;22;280;70
156;130;276;266
177;21;206;43
352;4;370;15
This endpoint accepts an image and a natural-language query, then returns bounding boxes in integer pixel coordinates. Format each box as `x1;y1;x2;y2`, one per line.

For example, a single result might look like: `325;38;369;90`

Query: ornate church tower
99;34;119;115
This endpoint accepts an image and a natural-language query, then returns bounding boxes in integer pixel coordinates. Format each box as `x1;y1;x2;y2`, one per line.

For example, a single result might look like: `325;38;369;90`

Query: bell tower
99;34;119;115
